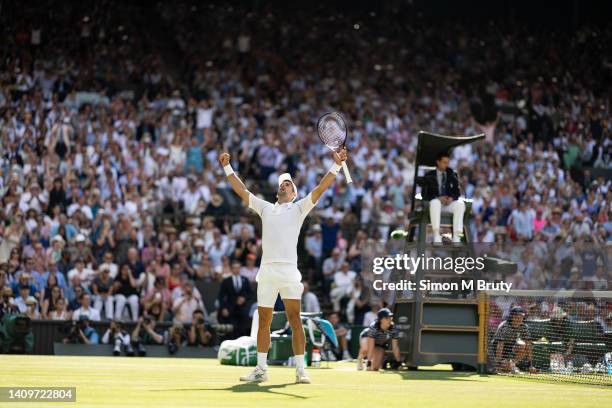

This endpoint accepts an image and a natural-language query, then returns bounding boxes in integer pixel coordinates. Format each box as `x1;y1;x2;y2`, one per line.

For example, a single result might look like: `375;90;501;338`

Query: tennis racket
316;112;352;183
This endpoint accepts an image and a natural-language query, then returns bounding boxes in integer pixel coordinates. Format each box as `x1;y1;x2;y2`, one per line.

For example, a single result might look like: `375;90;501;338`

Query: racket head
317;111;348;151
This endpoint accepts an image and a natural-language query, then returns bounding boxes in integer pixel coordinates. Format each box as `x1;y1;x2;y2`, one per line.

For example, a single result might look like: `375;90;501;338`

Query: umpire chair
390;131;485;371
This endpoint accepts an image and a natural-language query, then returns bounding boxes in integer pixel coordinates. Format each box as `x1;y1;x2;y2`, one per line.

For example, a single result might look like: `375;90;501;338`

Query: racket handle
341;161;353;184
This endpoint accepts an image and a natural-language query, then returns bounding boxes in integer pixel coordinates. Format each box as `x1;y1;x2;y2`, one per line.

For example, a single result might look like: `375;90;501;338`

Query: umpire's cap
377;308;394;319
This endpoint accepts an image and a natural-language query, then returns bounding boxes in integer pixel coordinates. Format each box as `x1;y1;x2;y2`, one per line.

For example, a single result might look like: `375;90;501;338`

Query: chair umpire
420;151;465;244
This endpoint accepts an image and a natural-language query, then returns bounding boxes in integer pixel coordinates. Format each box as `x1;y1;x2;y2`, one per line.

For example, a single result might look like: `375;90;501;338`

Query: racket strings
318;113;347;150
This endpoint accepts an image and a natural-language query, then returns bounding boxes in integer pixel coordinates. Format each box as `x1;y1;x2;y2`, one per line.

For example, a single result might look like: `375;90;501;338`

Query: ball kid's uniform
248;190;318;307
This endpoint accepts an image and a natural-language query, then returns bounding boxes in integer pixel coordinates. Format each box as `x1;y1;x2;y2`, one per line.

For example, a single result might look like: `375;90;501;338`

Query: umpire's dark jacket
420;168;460;201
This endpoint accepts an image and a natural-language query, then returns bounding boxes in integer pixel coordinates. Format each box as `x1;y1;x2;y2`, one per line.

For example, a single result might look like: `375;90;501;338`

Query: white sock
295;354;305;370
257;352;268;370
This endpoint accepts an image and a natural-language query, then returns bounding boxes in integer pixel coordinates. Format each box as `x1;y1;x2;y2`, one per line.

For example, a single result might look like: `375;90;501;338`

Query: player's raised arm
310;148;348;204
219;153;249;205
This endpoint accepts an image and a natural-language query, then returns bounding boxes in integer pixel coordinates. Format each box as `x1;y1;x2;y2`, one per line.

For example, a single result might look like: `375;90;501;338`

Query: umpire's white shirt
248;192;317;284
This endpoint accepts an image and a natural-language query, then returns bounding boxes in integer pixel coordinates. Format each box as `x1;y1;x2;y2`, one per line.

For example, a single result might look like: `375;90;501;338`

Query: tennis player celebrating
219;148;347;384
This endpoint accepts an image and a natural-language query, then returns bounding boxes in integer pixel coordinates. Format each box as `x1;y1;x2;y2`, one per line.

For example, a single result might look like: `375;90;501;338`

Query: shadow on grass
150;382;308;399
381;369;486;382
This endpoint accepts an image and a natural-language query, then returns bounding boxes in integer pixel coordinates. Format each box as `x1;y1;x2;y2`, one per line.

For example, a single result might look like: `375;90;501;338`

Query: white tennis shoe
295;368;311;384
240;366;268;382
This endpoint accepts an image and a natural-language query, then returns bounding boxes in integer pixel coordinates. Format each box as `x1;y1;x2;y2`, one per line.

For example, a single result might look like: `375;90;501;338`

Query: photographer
62;315;99;345
102;320;133;356
187;309;212;347
1;287;18;320
167;321;186;355
172;280;204;323
131;315;165;356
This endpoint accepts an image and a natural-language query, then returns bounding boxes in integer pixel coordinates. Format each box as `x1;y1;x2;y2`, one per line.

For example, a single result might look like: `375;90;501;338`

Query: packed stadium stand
0;1;610;350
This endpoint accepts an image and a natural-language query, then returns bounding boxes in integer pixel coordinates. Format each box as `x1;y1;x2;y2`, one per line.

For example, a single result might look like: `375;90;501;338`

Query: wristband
329;162;342;175
223;164;234;176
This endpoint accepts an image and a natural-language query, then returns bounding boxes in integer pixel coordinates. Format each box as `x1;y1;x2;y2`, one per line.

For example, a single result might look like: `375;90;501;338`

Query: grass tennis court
1;356;610;408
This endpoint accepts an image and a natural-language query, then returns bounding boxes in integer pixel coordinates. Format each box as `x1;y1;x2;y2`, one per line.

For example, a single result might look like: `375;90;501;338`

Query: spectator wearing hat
24;296;40;319
46;235;66;264
190;238;206;265
69;233;93;264
0;287;18;318
12;273;38;299
14;284;37;313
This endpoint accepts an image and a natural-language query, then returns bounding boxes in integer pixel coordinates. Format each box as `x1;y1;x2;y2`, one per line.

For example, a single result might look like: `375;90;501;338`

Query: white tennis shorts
256;263;304;308
257;282;304;308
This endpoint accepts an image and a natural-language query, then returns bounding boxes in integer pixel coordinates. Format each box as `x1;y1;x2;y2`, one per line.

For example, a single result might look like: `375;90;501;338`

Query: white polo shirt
248;192;317;281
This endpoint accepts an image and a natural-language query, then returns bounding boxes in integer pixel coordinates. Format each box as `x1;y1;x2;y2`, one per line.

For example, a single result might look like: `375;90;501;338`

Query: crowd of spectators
0;1;610;347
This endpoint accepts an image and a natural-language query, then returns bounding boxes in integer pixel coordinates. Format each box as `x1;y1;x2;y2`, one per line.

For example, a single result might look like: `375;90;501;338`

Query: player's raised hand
219;152;230;166
333;148;347;165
